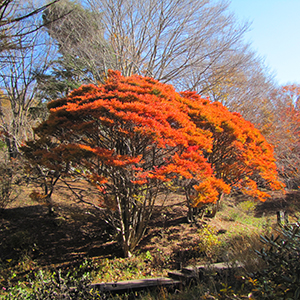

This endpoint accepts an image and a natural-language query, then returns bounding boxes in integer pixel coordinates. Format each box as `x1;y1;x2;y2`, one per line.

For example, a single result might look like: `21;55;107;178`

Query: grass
1;179;299;298
92;254;165;283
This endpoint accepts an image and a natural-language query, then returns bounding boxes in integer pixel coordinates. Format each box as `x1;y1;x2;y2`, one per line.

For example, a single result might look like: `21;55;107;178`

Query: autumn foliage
22;70;283;256
180;91;283;201
262;84;300;188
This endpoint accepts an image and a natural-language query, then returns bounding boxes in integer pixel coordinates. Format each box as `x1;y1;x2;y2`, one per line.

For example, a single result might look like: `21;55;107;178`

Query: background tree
261;85;300;188
88;0;250;83
22;71;283;256
36;55;86;102
40;0;276;131
0;0;62;158
0;28;55;158
43;0;253;89
41;0;114;85
0;0;58;59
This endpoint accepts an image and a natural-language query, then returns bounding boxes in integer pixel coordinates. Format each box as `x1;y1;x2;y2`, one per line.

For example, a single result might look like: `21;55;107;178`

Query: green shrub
198;225;221;261
252;223;300;299
237;200;257;215
1;260;104;299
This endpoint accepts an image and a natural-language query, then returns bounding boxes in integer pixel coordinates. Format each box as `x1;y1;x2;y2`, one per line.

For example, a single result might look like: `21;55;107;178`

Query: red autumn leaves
23;70;283;208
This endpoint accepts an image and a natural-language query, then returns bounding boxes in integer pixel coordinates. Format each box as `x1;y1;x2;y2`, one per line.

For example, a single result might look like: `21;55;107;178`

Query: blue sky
229;0;300;85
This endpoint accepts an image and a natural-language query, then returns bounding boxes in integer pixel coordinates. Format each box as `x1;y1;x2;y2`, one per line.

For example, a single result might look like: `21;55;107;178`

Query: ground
1;179;299;286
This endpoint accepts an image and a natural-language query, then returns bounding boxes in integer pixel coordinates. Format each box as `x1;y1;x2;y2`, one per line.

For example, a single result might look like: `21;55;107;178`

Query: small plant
238;200;257;215
1;260;103;299
198;225;221;261
95;255;155;282
143;250;153;263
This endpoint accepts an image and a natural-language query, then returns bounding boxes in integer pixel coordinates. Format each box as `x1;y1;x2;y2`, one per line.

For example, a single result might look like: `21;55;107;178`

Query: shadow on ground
0;204;121;268
255;190;300;218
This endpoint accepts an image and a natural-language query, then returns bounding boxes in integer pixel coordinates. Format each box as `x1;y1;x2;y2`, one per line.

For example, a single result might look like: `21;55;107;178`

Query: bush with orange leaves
22;71;283;256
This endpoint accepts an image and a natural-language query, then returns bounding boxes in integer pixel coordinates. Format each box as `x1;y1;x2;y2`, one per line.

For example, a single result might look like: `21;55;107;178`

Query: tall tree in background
262;85;300;188
43;0;255;89
0;35;55;158
0;0;59;59
35;0;114;103
42;0;114;85
0;0;58;158
36;55;86;102
22;71;283;256
41;0;275;128
84;0;250;86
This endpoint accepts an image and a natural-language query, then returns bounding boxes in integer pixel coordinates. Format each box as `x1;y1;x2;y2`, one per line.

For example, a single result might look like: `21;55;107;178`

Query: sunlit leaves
181;89;284;201
24;70;283;206
22;70;284;256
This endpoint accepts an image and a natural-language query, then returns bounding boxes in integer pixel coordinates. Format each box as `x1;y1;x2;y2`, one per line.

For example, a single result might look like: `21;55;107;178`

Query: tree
90;0;250;82
36;55;86;102
23;71;222;256
0;27;55;158
0;0;59;55
180;91;284;202
0;0;65;158
35;0;114;103
42;0;253;88
22;71;283;256
262;85;300;188
42;0;114;85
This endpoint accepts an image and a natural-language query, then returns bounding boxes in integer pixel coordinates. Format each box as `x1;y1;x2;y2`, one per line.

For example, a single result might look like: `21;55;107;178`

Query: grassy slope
1;180;299;295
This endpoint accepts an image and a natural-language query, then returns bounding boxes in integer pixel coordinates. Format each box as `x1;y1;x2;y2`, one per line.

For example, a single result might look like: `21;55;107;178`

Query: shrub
198;225;221;261
0;162;14;211
2;260;104;299
237;200;257;215
0;159;22;211
252;223;300;299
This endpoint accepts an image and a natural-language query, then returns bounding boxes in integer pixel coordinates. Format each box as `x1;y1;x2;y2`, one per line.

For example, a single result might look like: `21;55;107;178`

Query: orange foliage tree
263;84;300;188
22;71;283;256
180;91;283;202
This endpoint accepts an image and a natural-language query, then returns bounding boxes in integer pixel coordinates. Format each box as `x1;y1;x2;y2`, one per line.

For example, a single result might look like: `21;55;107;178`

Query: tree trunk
5;135;18;159
205;193;224;218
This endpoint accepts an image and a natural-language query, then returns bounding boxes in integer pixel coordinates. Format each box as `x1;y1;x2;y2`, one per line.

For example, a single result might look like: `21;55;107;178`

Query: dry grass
1;178;298;287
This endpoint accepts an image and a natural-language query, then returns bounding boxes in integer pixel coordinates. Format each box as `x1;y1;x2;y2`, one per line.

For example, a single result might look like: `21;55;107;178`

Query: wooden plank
91;262;243;295
168;270;195;281
183;262;243;274
91;277;181;293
